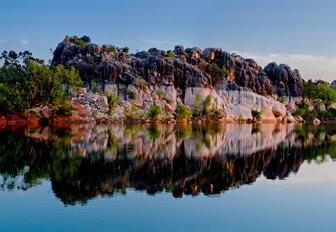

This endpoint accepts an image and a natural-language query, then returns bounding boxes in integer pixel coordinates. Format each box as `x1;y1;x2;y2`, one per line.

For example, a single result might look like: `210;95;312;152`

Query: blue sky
1;0;336;81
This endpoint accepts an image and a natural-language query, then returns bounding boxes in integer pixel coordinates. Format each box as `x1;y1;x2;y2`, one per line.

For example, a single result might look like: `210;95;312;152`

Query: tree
166;50;175;58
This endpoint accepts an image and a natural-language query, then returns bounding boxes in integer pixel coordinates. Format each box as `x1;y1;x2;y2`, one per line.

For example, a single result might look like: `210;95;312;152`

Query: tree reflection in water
0;123;335;205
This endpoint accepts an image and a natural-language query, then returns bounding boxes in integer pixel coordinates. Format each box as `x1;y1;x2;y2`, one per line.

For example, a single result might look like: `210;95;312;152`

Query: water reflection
0;123;335;205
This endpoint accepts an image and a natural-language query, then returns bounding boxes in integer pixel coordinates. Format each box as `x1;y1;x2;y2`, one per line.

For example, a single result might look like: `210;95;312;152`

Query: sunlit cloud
20;38;29;45
236;51;336;82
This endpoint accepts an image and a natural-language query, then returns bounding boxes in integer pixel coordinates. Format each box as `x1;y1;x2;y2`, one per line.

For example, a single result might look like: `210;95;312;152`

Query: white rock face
67;84;290;123
184;87;287;122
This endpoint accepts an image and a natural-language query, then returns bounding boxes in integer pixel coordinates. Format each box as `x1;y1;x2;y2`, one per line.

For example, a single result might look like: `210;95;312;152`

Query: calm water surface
0;123;336;232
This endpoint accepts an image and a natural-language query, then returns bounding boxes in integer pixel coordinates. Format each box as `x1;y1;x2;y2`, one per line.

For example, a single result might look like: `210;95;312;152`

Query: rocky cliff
50;36;304;123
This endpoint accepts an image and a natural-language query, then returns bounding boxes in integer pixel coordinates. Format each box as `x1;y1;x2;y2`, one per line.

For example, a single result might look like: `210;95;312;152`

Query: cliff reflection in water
1;123;336;205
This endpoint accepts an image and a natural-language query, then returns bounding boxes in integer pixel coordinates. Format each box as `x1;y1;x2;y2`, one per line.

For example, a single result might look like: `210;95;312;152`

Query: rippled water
0;123;336;231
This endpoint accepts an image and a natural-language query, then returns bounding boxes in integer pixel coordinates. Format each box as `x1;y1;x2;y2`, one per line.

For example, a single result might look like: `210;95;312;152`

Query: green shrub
123;106;143;120
193;94;202;118
303;79;336;106
251;110;262;121
175;104;192;120
107;92;120;116
147;104;162;120
120;47;129;54
55;102;73;115
0;51;83;115
221;67;229;78
202;95;212;115
207;108;223;120
209;63;228;84
105;45;117;53
280;96;286;104
166;50;175;58
237;113;243;122
127;90;136;99
70;35;91;48
293;108;308;117
91;80;98;92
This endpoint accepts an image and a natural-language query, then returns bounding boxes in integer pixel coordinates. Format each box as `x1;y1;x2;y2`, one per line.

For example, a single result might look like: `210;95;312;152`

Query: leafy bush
118;47;129;54
127;90;136;99
70;35;91;48
209;63;228;84
207;108;223;120
280;96;286;104
192;94;202;118
107;92;120;116
90;80;98;92
175;104;192;120
147;104;162;120
0;52;83;115
123;106;143;120
303;79;336;106
293;108;308;117
251;110;262;121
202;95;212;115
105;45;117;53
166;50;175;58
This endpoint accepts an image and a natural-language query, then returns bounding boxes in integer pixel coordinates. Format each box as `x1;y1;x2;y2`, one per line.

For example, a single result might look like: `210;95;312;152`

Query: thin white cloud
236;51;336;83
0;39;6;45
20;38;29;45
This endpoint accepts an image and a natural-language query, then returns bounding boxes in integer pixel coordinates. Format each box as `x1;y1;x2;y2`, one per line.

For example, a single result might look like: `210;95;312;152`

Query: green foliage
127;90;136;99
303;79;336;106
107;92;120;116
0;83;26;113
175;104;192;120
70;35;91;48
221;66;229;79
0;52;83;115
280;96;287;104
293;108;308;117
117;47;129;54
59;65;83;90
193;94;202;117
209;63;227;84
105;45;117;53
237;113;243;122
147;104;162;120
90;80;98;92
123;105;143;121
166;50;175;58
202;95;212;115
122;47;129;53
251;110;262;121
207;108;223;120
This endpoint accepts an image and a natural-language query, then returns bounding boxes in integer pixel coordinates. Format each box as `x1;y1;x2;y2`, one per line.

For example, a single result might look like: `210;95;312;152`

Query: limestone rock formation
50;36;305;122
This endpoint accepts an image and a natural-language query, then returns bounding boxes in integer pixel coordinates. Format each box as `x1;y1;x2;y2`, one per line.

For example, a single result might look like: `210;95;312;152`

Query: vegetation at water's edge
0;50;82;116
293;79;336;121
